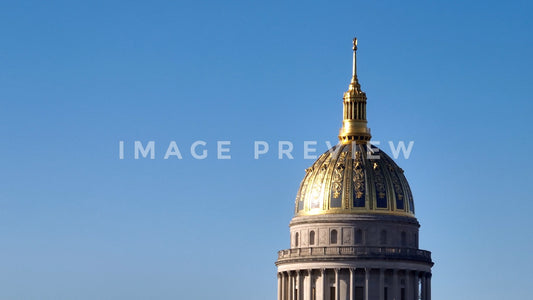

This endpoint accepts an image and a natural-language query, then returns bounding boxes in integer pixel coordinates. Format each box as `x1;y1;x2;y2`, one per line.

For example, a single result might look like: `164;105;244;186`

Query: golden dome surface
294;38;414;218
294;144;414;217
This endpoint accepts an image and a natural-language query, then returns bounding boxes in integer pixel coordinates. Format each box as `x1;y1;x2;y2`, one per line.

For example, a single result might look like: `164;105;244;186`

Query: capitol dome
276;38;433;300
295;144;415;218
294;37;415;218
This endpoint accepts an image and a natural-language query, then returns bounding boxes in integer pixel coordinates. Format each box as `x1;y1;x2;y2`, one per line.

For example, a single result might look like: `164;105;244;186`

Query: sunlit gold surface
294;144;415;217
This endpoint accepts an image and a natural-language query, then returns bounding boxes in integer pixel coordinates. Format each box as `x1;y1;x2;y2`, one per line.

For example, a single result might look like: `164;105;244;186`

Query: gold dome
294;38;414;218
294;144;414;217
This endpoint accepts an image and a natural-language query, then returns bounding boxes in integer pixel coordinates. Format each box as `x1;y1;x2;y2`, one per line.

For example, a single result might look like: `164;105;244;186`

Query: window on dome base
330;230;338;244
401;232;407;246
380;230;387;245
355;229;363;244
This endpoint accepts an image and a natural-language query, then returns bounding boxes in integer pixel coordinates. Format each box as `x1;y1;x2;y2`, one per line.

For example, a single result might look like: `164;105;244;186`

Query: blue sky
0;0;532;299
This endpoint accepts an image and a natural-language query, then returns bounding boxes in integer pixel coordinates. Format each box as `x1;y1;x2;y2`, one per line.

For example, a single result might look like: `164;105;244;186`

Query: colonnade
277;268;431;300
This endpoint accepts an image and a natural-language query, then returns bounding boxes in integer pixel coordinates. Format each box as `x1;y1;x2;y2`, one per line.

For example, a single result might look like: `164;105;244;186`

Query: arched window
401;231;407;246
355;229;363;244
295;232;299;247
309;231;315;245
380;230;387;245
330;229;338;244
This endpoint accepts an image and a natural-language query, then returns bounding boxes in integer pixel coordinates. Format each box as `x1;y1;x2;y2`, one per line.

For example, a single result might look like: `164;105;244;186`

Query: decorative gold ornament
353;151;365;199
331;151;347;198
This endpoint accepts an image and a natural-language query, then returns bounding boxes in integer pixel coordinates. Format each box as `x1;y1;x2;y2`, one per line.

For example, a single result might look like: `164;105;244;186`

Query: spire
338;37;371;144
351;38;360;89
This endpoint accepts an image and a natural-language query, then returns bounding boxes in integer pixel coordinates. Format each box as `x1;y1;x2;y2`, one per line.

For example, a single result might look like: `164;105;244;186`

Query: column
297;271;302;300
334;268;340;300
278;273;282;300
293;272;297;300
364;268;370;300
426;274;431;300
392;270;399;300
379;269;385;300
281;272;285;300
283;272;287;300
420;273;426;300
349;268;355;300
405;271;411;300
289;272;293;300
320;269;326;300
308;270;313;300
413;272;419;300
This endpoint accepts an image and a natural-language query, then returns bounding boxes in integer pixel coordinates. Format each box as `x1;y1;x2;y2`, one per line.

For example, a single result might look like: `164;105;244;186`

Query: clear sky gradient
1;0;532;299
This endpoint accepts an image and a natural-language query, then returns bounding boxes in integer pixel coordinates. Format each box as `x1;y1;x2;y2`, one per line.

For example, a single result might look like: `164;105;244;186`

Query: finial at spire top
351;37;358;81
